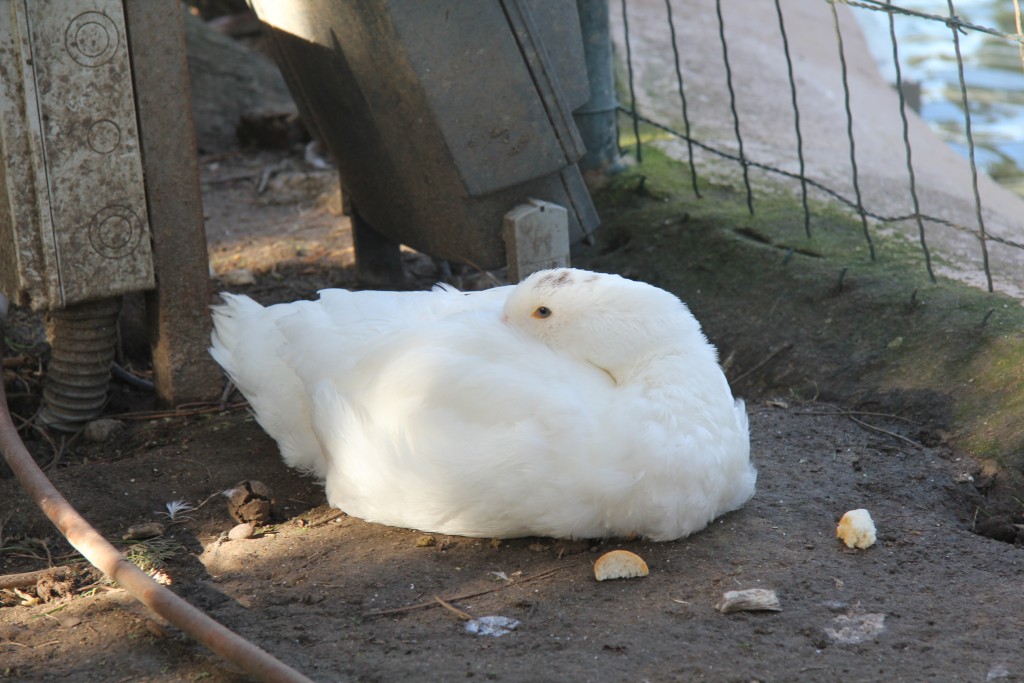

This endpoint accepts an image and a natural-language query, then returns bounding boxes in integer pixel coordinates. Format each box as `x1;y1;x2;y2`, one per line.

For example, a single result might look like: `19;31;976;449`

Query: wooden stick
308;511;346;528
363;565;572;619
847;415;924;449
0;565;71;590
433;596;475;620
795;409;921;425
114;401;249;421
730;343;793;385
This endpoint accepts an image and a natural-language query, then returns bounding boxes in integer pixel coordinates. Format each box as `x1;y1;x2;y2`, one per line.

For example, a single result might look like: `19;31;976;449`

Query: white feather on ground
210;268;755;541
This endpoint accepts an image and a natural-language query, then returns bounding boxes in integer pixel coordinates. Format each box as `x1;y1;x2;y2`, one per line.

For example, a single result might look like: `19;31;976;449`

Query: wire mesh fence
616;0;1024;293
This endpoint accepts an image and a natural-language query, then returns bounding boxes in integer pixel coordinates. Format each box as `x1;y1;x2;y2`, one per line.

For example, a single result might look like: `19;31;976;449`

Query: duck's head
501;268;710;381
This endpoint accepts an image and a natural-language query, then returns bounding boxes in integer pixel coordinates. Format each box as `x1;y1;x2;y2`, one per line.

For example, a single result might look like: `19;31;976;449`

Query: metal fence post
575;0;623;176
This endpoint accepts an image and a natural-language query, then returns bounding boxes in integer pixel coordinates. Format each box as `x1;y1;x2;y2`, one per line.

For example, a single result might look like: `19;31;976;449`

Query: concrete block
502;199;570;282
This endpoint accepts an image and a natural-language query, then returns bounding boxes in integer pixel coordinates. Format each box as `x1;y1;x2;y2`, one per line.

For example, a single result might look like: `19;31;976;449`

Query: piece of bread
593;549;649;581
836;509;876;549
716;588;782;614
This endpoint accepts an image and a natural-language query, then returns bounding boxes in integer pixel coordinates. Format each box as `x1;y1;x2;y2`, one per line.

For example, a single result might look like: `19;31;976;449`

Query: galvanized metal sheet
0;3;46;307
11;0;154;308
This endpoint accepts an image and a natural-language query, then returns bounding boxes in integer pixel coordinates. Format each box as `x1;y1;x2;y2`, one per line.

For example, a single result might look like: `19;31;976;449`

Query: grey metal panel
252;0;598;269
392;1;576;197
0;3;46;308
525;0;589;111
5;0;155;308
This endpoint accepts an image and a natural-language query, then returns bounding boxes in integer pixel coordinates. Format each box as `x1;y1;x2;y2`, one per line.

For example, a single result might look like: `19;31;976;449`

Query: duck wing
210;285;512;477
274;306;619;538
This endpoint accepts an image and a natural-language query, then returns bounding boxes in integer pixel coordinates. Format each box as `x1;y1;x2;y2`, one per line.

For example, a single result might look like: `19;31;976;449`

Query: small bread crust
594;549;649;581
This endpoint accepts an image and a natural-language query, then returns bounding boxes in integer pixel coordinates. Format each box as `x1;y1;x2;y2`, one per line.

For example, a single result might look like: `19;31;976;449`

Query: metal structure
0;0;219;426
250;0;601;280
574;0;623;176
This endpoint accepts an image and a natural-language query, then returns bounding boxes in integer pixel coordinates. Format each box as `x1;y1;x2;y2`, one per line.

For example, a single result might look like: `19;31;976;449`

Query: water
854;1;1024;196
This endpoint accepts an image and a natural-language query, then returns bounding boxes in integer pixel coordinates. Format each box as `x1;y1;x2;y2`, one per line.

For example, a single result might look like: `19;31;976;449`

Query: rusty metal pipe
0;305;315;683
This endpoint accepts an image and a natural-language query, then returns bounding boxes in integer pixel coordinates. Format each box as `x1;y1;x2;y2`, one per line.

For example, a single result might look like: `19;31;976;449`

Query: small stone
220;268;256;286
415;535;436;547
83;419;124;443
228;522;255;540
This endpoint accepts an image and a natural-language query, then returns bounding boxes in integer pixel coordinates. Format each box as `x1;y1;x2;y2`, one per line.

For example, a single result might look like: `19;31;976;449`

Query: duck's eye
532;306;552;319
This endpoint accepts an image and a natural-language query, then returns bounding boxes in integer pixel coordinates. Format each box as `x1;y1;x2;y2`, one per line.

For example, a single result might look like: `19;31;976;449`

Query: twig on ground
115;401;249;422
308;511;346;528
794;403;925;447
459;258;505;288
0;566;71;590
846;415;924;449
0;510;11;549
730;343;793;386
796;409;921;425
434;596;475;621
363;565;572;619
44;432;83;473
194;489;229;512
204;171;260;186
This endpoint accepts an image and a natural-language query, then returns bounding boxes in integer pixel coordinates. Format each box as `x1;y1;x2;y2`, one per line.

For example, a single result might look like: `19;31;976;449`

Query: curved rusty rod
0;367;315;683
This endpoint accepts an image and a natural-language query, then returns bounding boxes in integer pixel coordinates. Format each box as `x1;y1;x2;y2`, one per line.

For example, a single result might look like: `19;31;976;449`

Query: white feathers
210;268;756;540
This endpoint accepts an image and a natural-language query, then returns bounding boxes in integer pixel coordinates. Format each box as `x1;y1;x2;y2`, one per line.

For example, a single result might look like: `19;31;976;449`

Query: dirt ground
3;9;1024;681
1;143;1022;682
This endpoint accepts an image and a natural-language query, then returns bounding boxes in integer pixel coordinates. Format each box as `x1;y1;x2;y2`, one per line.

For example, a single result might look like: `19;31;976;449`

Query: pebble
220;268;256;286
228;522;255;540
83;419;124;443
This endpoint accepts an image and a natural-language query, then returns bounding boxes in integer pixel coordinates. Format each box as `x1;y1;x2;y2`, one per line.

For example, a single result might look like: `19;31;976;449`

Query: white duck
210;268;755;541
